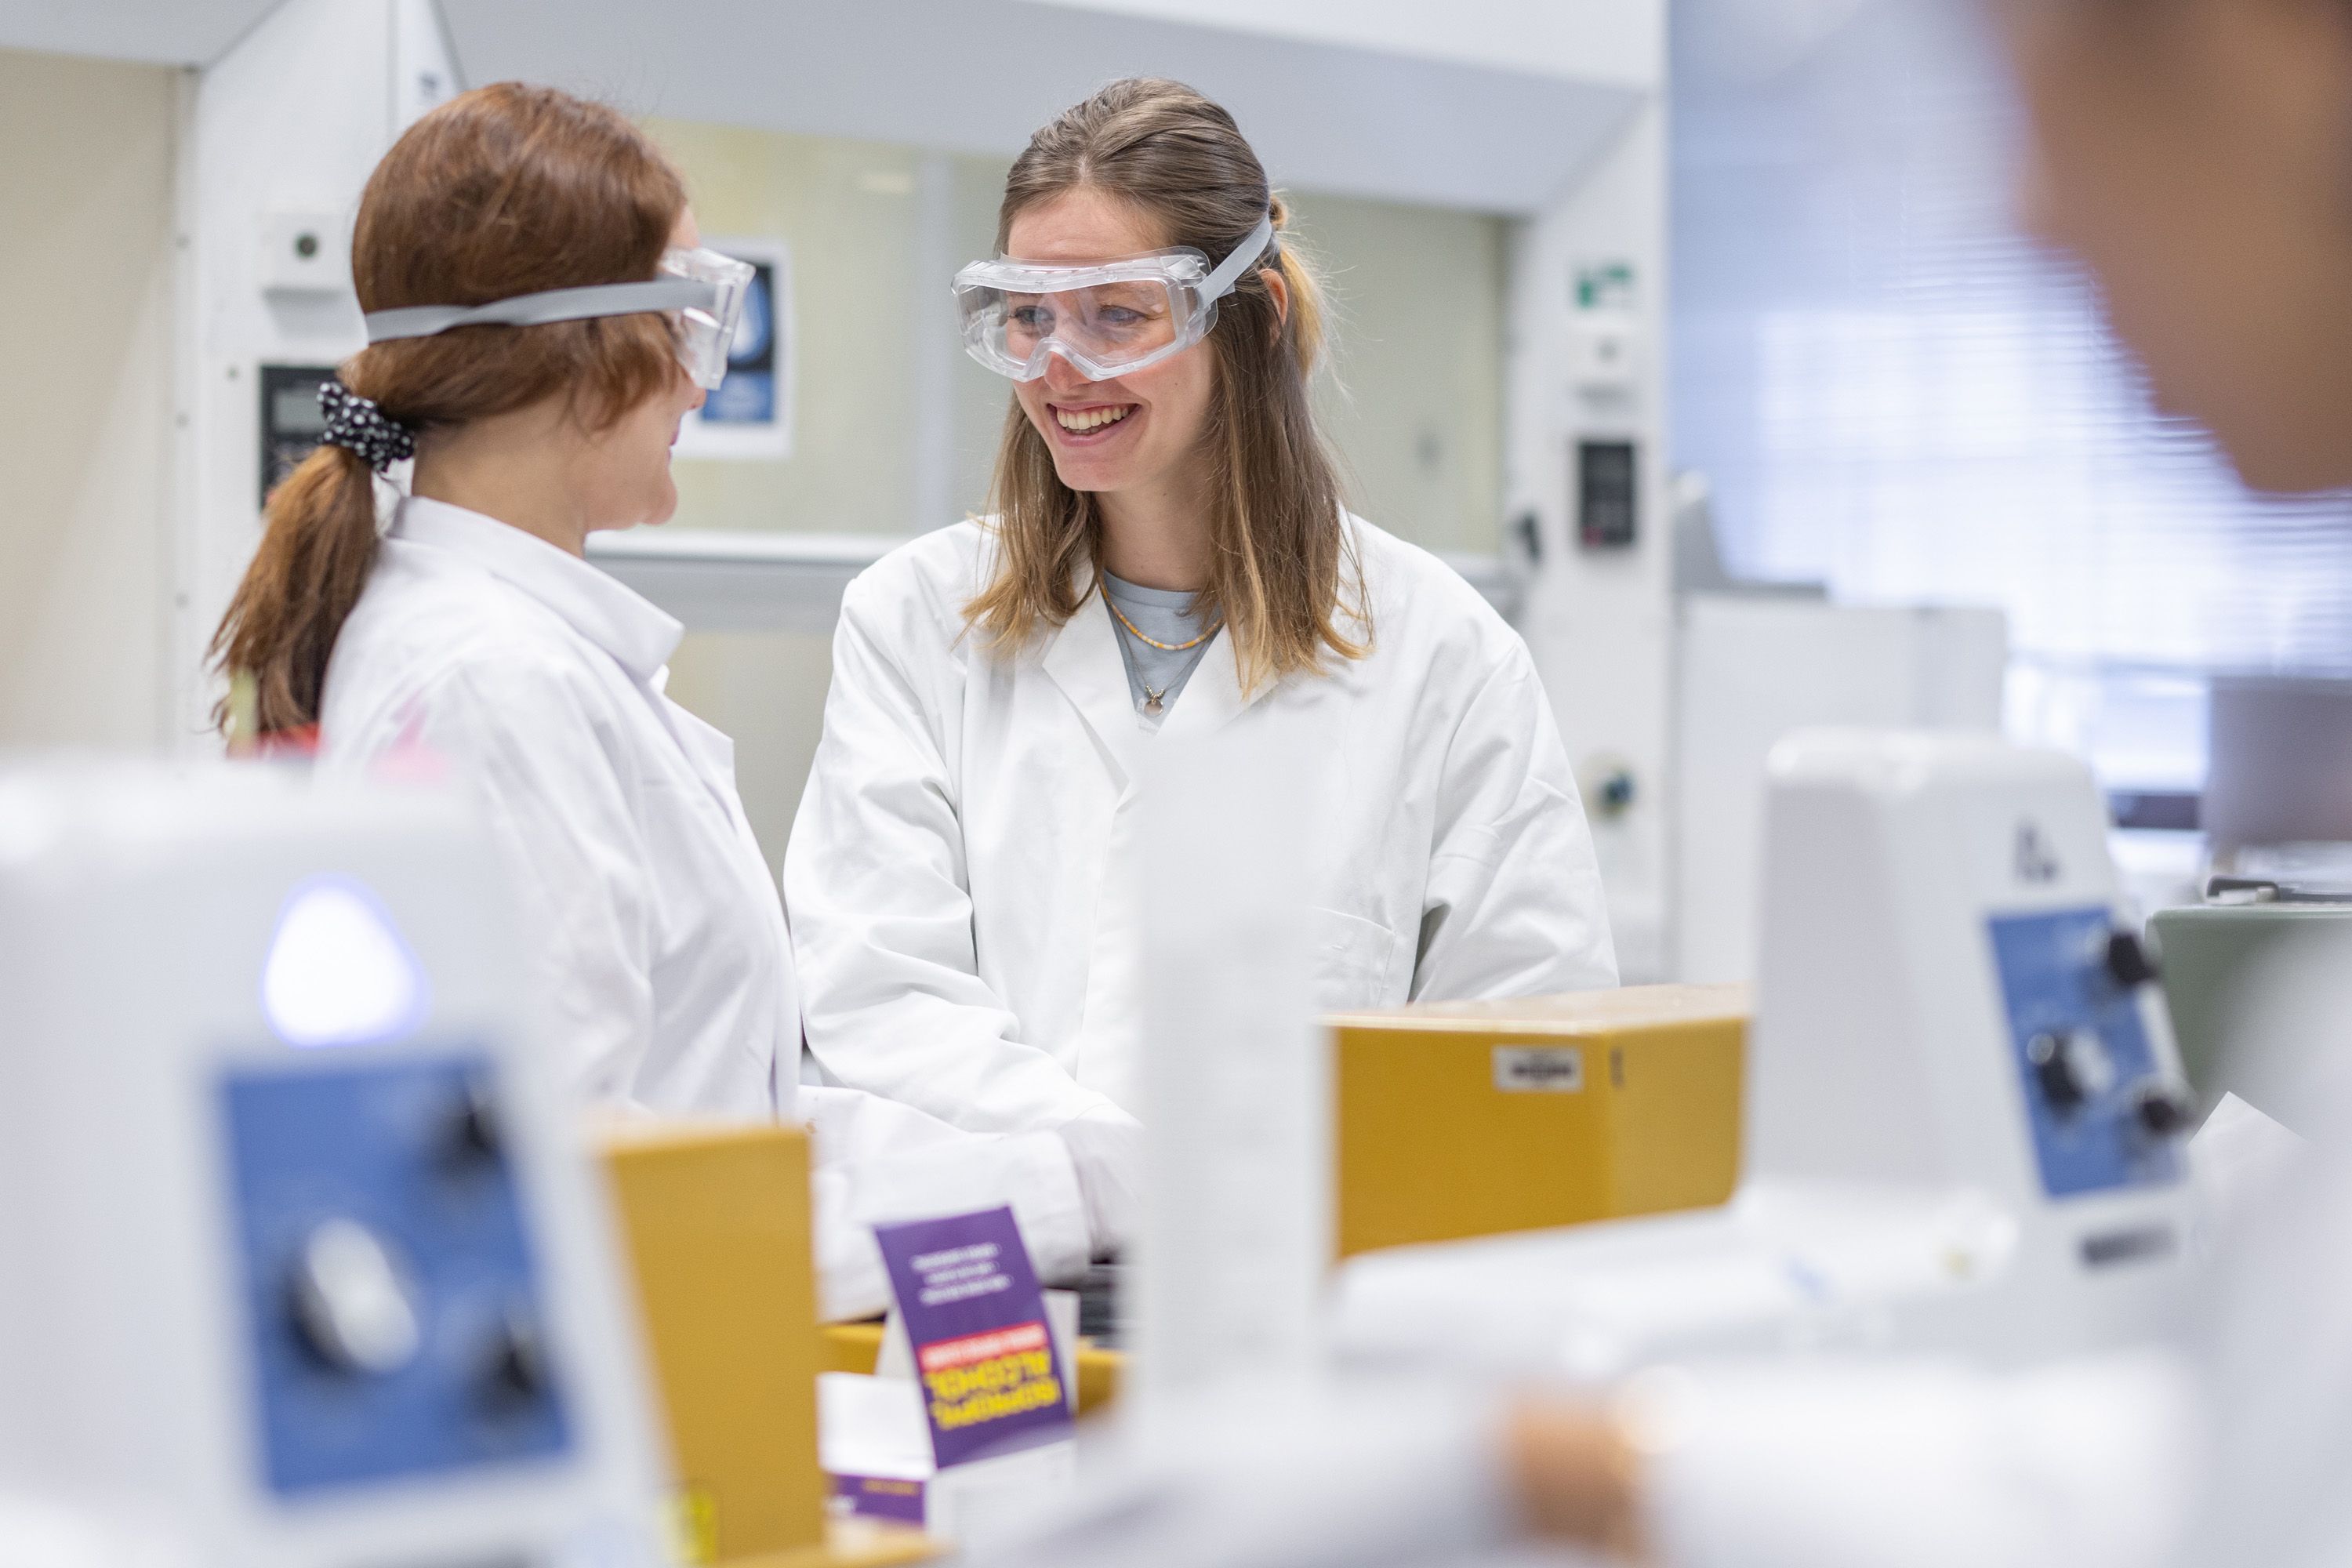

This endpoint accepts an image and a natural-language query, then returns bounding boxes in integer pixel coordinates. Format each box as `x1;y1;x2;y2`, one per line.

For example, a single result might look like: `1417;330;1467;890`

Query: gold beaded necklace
1106;597;1220;652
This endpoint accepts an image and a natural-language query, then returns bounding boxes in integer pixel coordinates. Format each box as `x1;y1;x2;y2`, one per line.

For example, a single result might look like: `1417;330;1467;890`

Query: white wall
176;0;458;743
0;47;178;751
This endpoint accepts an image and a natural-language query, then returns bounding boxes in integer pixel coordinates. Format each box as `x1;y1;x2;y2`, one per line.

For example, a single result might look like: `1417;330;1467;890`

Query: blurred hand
1054;1105;1142;1261
1506;1397;1650;1559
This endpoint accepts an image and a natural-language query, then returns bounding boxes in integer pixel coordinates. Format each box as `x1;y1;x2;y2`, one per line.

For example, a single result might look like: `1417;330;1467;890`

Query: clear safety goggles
953;212;1274;383
362;245;755;390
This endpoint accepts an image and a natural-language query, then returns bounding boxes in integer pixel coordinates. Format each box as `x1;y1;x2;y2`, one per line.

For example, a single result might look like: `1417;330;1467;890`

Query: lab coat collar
1041;565;1149;786
1040;561;1271;779
392;498;684;683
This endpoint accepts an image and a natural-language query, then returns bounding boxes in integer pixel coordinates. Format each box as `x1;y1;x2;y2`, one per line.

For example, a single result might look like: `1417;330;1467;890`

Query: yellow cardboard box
1331;983;1747;1257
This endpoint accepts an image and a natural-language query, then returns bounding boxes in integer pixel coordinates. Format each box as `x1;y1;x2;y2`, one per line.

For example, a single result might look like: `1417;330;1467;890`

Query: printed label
1493;1045;1585;1093
874;1207;1073;1468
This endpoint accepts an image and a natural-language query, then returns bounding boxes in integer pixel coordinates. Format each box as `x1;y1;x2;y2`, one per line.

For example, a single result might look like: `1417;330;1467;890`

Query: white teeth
1054;405;1133;433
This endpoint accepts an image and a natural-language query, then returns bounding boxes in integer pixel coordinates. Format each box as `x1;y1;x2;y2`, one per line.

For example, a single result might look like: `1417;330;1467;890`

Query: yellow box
601;1122;828;1564
1330;983;1748;1258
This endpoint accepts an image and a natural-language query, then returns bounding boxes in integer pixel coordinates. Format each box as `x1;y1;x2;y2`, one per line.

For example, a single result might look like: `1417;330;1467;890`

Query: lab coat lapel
1155;622;1259;741
1040;581;1149;788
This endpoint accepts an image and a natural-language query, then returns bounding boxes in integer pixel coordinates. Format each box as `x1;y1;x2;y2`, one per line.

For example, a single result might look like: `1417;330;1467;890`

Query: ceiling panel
0;0;288;66
438;0;1642;214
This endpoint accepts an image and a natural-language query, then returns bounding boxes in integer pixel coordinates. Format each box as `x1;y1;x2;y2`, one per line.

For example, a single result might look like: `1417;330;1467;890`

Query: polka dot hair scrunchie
318;378;416;471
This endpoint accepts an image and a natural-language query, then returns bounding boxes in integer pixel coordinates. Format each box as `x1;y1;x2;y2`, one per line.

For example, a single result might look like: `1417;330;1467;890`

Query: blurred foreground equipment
0;760;672;1567
1339;731;2198;1377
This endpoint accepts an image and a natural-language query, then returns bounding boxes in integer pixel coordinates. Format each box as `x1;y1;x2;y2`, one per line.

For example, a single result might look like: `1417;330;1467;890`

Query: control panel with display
1577;438;1638;550
220;1051;571;1495
258;363;339;507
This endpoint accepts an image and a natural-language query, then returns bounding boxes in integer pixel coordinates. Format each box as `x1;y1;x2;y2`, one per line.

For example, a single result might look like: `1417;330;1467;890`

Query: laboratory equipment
1331;985;1744;1258
1677;597;2007;983
0;760;670;1567
2150;895;2352;1123
1337;731;2198;1379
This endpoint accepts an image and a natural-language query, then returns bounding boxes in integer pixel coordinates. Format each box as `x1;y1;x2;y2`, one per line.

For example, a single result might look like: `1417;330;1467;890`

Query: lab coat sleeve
799;1083;1092;1322
784;573;1114;1134
399;660;659;1107
1411;645;1618;1000
1642;1353;2199;1568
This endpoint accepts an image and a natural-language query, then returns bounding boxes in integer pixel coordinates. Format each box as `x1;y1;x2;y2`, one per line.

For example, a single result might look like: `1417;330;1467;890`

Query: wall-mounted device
1566;317;1640;394
259;209;350;296
1338;731;2197;1380
1577;438;1639;550
259;364;339;507
0;760;672;1567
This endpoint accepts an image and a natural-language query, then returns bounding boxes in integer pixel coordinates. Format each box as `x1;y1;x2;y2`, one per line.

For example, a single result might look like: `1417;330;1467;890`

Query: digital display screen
271;385;327;435
258;364;339;507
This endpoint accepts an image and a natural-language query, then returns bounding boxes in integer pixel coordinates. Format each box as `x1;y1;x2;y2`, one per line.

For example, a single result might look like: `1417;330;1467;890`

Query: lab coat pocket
1311;907;1403;1010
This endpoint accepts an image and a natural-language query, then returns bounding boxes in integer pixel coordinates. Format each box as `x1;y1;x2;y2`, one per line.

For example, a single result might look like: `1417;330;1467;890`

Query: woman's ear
1261;265;1290;328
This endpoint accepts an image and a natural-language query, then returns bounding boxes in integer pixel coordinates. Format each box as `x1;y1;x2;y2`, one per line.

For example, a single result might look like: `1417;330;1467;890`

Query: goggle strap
364;277;717;344
1199;212;1277;303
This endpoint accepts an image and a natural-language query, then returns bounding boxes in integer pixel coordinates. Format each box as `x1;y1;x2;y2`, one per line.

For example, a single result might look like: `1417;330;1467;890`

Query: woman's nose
1041;349;1097;395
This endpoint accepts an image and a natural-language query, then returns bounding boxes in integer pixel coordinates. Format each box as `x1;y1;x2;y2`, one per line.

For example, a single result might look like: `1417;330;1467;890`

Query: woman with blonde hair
786;78;1617;1206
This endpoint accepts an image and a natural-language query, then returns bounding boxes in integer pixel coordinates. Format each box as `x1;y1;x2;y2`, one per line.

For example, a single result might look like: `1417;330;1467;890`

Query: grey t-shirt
1101;569;1218;728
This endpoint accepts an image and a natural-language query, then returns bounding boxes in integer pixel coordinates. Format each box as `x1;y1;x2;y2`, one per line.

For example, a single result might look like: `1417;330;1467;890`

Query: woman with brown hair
785;78;1618;1162
209;81;1102;1319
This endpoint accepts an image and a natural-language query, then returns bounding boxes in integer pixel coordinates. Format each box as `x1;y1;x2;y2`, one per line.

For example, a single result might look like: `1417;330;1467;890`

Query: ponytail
1267;192;1330;378
210;442;382;736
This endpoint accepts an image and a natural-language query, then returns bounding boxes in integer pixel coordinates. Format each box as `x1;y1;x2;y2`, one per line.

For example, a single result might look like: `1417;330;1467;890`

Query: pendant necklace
1108;599;1220;716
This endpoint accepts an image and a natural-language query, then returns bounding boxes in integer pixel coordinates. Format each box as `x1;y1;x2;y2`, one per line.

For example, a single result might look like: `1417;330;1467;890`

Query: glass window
1671;0;2352;802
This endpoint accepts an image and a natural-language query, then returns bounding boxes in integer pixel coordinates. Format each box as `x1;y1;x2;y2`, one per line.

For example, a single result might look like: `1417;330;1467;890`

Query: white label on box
1493;1046;1584;1093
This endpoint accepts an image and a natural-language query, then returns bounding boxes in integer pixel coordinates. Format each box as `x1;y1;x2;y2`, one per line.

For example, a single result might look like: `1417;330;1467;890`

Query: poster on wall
676;237;793;459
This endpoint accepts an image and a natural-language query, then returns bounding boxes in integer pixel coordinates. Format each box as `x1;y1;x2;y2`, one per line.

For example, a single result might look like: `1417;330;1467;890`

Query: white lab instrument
1336;731;2198;1378
0;760;670;1567
1675;596;2008;983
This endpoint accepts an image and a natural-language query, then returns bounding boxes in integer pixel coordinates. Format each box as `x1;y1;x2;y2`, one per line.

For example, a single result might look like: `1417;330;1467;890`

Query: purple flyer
873;1206;1073;1468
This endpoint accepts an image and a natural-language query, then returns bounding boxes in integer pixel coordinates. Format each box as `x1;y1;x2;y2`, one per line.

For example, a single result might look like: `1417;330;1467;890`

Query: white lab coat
317;497;1091;1318
783;515;1617;1134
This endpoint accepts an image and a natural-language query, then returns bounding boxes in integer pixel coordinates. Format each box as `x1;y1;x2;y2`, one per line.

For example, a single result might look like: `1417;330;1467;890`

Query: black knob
439;1076;504;1172
2134;1084;2194;1138
480;1307;549;1408
2028;1032;2086;1113
2105;931;2160;989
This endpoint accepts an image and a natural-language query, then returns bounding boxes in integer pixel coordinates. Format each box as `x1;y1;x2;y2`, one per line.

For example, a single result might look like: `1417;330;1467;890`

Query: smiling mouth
1053;404;1135;434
